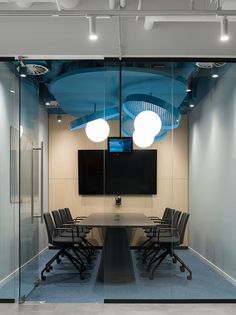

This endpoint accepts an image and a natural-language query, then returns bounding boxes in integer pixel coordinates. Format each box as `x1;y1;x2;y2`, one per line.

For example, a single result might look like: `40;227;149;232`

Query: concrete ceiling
0;0;236;58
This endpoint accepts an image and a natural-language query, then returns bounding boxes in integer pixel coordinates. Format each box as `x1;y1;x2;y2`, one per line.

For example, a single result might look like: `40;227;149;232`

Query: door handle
31;141;43;222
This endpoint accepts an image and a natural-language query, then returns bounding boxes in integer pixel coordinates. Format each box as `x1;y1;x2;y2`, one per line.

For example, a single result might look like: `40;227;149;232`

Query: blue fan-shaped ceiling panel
49;67;188;117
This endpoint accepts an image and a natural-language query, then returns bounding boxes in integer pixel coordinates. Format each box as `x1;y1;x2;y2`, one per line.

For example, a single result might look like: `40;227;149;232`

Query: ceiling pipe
136;0;142;21
109;0;117;10
144;15;234;31
1;9;236;17
120;0;126;8
58;0;80;9
15;0;34;8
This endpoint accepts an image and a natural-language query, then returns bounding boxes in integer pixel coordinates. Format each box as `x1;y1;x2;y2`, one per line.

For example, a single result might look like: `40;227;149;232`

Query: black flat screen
78;150;157;195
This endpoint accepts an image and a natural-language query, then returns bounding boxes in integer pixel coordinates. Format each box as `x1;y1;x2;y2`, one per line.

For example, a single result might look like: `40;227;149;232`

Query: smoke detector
17;63;49;76
196;62;226;69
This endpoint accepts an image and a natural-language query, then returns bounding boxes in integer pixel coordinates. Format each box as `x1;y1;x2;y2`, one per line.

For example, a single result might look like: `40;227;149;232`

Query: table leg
97;227;135;283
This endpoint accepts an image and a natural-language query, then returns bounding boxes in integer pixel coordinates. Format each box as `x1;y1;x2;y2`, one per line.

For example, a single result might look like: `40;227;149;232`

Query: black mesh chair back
64;208;73;222
177;212;190;245
43;212;56;244
162;207;171;221
165;208;175;226
59;208;69;225
52;210;63;228
171;210;181;228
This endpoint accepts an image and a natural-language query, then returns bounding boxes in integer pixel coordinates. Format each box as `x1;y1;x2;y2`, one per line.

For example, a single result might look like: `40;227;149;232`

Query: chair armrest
156;227;179;242
54;227;75;242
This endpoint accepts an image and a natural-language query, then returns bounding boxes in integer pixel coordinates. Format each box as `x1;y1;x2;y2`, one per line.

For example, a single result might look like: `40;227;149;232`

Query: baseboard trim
0;299;15;303
189;247;236;287
104;299;236;303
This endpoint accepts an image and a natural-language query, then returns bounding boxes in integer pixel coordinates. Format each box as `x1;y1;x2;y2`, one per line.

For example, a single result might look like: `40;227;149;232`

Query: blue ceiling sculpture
48;63;196;141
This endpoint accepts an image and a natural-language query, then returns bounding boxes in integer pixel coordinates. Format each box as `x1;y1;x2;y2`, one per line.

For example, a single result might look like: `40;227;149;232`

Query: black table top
79;212;155;228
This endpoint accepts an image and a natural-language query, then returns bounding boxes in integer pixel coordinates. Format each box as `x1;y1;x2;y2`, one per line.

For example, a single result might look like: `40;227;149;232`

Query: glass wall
0;62;19;301
1;59;234;303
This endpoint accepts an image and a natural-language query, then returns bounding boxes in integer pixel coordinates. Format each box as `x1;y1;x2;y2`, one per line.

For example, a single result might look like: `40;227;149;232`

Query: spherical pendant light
85;118;110;142
134;110;162;136
133;130;154;148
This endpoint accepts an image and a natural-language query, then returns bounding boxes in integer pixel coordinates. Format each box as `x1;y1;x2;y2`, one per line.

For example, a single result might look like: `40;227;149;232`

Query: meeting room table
79;212;155;283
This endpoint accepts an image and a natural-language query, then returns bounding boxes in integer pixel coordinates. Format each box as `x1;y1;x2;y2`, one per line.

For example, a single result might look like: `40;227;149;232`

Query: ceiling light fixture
45;102;50;106
57;114;62;123
85;118;110;142
10;90;15;94
186;88;191;92
189;104;195;108
88;16;98;41
212;73;219;78
220;16;229;42
134;110;162;137
19;66;27;78
133;130;154;148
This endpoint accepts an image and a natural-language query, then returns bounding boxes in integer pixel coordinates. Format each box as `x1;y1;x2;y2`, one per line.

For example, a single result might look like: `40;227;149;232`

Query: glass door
19;76;43;301
0;61;19;302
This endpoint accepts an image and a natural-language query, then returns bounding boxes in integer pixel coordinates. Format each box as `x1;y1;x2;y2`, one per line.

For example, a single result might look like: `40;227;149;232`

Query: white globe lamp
85;118;110;142
133;130;154;148
134;110;162;136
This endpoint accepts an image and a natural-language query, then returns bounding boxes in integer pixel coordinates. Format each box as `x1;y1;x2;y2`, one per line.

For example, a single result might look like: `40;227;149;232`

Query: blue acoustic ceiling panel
49;67;189;117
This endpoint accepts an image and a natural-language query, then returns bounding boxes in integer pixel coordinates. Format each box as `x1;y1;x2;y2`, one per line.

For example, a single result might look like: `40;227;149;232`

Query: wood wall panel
49;114;189;245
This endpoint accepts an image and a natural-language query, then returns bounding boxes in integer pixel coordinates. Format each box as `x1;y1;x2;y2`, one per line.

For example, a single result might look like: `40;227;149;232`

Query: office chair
41;212;86;281
52;209;94;260
142;210;182;263
147;212;192;280
64;207;87;223
139;208;174;252
59;208;95;254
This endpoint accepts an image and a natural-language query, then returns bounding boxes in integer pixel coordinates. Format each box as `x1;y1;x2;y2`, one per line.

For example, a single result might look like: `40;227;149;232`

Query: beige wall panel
173;116;189;179
49;114;189;245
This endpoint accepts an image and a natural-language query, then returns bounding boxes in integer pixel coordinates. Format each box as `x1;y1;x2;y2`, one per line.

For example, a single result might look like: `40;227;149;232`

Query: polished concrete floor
0;303;236;315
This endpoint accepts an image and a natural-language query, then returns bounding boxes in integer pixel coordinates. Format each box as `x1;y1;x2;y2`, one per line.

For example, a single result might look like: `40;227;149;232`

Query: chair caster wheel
50;266;53;270
142;259;146;264
80;275;85;280
149;275;154;280
180;266;185;272
187;275;192;280
57;258;61;264
172;258;177;264
46;268;50;273
41;276;46;281
146;266;151;272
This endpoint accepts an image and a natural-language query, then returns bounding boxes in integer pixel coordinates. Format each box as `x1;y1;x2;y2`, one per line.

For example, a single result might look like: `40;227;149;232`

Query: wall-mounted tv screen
108;137;133;153
78;150;157;195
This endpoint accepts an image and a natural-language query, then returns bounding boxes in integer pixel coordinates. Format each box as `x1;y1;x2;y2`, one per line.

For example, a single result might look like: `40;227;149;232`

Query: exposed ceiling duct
15;0;34;8
58;0;80;10
144;15;236;31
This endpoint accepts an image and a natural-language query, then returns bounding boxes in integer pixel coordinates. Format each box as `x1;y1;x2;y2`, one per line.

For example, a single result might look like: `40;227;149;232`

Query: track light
220;16;229;42
88;16;98;41
57;114;62;123
19;66;27;77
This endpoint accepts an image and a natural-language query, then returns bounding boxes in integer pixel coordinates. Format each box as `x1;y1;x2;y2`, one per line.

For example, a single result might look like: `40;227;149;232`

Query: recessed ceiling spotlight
45;102;50;106
220;16;230;42
186;88;191;92
189;104;195;108
88;16;98;41
10;90;15;94
212;73;219;78
57;114;62;123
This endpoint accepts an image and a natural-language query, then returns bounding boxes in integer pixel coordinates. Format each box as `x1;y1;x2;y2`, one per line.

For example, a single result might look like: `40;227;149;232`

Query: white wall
189;64;236;280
